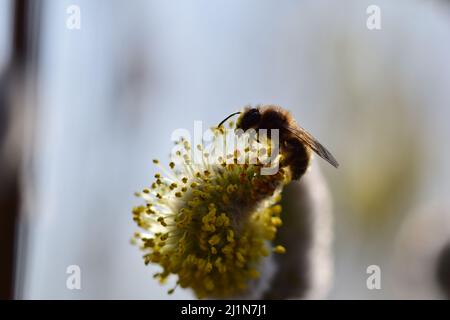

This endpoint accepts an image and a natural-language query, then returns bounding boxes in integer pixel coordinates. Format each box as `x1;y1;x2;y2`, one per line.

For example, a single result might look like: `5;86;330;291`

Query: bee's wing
286;125;339;168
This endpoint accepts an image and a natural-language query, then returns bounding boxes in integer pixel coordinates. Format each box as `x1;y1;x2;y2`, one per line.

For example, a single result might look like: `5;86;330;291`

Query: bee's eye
240;108;261;129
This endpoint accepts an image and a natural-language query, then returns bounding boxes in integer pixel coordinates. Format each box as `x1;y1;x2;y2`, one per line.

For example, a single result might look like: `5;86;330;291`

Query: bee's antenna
217;112;241;128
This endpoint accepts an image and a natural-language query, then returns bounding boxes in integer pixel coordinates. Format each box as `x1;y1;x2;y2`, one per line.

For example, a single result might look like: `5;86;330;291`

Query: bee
218;105;339;179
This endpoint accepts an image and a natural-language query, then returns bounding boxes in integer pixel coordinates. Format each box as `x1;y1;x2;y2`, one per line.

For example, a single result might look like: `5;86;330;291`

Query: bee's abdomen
281;138;311;180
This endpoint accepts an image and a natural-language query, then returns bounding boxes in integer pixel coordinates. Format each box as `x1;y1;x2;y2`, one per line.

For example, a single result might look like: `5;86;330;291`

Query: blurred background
1;0;450;299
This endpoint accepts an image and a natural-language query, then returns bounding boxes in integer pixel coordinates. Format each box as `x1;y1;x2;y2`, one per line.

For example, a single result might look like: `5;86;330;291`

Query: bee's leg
282;138;310;180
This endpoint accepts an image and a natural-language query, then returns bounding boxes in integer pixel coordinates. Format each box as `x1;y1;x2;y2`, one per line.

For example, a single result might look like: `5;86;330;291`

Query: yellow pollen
273;245;286;254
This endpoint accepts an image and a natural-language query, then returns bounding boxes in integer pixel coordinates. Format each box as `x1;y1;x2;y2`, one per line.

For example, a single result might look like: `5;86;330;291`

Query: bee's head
236;107;261;131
